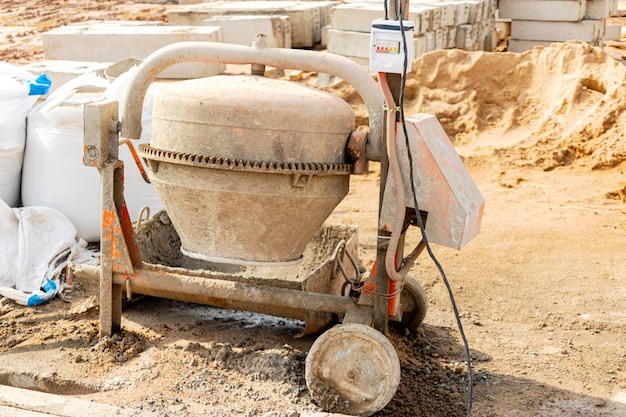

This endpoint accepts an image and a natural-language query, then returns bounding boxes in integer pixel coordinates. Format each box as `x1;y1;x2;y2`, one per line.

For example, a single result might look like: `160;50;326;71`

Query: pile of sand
324;40;626;171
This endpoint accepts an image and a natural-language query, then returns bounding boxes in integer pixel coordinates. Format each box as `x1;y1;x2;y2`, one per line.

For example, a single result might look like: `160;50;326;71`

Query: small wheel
305;323;400;416
393;276;428;332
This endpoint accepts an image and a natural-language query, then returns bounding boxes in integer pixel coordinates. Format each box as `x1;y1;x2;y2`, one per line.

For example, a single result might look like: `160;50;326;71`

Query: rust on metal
100;163;136;276
120;201;143;268
102;208;135;274
102;209;123;262
346;131;369;174
119;139;151;183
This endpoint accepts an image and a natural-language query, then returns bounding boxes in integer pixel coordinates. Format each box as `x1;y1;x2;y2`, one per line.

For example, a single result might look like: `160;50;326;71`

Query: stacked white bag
0;63;41;207
21;67;163;242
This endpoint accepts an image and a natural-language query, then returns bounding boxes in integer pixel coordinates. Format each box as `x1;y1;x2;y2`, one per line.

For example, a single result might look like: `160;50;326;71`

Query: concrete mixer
72;40;484;416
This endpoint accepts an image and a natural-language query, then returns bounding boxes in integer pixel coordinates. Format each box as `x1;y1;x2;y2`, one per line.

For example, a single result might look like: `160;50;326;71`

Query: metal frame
76;43;397;338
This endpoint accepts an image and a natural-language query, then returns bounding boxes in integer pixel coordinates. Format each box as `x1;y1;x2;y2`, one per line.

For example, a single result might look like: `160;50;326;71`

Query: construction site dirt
1;1;626;417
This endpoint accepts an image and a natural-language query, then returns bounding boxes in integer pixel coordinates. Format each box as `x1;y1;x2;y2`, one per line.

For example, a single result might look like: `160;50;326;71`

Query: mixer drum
140;75;355;264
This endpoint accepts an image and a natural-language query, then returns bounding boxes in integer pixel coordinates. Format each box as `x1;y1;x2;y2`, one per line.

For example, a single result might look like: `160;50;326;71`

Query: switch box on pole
369;18;414;74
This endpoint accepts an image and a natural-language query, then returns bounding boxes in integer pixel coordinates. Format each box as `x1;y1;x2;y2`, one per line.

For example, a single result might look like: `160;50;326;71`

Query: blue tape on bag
27;73;52;96
26;278;58;306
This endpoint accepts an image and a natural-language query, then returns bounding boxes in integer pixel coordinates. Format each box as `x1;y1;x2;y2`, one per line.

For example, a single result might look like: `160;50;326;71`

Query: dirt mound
324;40;626;171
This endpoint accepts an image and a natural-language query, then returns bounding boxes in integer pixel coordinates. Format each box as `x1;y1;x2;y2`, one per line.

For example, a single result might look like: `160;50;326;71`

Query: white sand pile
324;40;626;171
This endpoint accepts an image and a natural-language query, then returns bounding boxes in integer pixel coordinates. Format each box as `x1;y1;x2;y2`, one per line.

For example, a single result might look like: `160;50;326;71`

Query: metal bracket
83;100;120;167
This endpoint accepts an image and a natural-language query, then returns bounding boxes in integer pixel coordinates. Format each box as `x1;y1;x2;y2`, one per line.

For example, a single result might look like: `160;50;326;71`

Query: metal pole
373;0;411;333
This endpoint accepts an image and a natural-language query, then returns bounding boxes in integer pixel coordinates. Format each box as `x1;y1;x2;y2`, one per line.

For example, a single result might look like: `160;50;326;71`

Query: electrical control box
369;18;414;74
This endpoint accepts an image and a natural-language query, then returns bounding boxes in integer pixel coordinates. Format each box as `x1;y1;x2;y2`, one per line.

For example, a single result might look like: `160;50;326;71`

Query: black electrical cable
394;3;474;416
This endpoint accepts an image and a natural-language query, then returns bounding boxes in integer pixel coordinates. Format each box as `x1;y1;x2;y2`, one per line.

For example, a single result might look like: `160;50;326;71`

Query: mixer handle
120;42;385;161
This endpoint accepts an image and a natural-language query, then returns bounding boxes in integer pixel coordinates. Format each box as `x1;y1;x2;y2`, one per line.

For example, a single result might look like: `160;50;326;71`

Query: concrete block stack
326;0;497;68
168;1;339;48
202;15;292;48
500;0;619;53
40;21;225;79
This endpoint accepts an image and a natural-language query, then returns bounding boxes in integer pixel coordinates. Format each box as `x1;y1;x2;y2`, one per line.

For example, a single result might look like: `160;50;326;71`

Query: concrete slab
587;0;611;19
410;5;433;34
67;19;164;27
499;0;586;22
309;1;340;30
327;28;370;58
434;28;445;50
42;24;225;79
465;0;485;23
456;23;480;49
415;34;428;56
510;19;604;43
203;15;291;48
0;385;146;417
0;403;355;417
421;1;456;27
507;39;556;53
605;23;622;40
445;1;471;25
331;3;431;34
481;0;490;21
331;3;387;33
424;3;442;30
425;30;436;51
321;24;330;46
445;26;457;48
483;19;498;50
168;1;331;47
440;2;458;26
0;405;55;417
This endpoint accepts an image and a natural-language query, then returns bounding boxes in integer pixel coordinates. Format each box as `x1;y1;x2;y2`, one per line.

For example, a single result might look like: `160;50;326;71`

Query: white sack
21;68;163;242
21;73;109;242
0;198;96;293
0;62;39;207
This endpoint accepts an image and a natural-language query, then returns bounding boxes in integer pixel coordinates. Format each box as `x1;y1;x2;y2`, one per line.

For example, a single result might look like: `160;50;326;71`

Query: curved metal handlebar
121;42;384;161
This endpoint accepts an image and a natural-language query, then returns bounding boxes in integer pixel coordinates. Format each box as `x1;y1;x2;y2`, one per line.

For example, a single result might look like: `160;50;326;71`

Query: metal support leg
85;100;138;338
100;163;123;337
373;232;391;333
100;161;137;337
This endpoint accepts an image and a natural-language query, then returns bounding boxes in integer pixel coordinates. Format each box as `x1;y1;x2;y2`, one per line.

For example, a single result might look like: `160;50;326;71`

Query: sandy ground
1;1;626;417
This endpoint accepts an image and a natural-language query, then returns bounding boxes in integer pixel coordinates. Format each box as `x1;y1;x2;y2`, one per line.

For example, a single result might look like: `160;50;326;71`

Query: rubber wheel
305;323;400;416
392;276;428;332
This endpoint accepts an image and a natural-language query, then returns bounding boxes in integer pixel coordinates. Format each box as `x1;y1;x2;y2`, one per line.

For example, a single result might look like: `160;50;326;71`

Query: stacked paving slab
30;0;624;88
168;1;339;48
500;0;620;52
327;0;497;67
27;20;227;87
25;1;341;87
